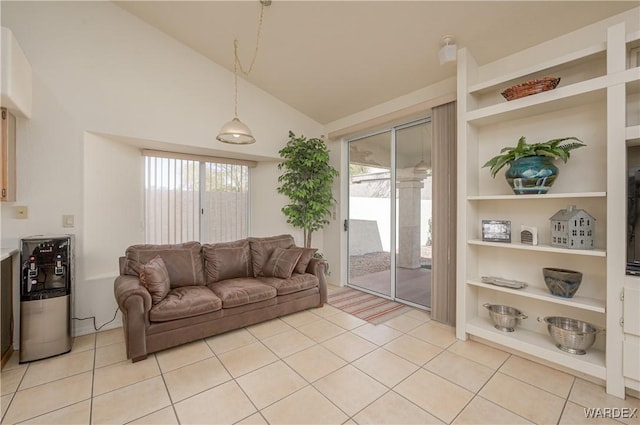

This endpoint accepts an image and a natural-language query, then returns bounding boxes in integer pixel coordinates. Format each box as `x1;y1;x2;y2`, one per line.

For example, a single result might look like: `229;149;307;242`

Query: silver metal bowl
539;316;604;355
483;303;527;332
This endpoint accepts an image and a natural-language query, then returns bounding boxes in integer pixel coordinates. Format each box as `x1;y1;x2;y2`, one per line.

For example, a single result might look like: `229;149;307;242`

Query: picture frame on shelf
482;220;511;243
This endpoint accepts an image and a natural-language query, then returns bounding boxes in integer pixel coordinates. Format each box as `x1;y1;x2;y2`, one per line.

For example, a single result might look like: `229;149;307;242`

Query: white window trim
142;149;257;168
143;150;252;244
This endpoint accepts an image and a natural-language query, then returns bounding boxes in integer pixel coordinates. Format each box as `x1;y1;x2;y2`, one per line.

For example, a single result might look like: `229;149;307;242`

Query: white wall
1;1;323;338
80;132;144;332
250;160;316;248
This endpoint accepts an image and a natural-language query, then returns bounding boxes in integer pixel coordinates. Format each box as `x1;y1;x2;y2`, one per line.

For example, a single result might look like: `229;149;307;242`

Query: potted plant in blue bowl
483;136;585;195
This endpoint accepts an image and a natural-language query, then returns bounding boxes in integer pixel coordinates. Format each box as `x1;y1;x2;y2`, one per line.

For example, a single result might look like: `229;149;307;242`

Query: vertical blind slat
144;155;249;244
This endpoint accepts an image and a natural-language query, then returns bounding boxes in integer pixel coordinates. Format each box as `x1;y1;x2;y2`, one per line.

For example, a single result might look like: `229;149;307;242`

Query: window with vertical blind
143;150;255;244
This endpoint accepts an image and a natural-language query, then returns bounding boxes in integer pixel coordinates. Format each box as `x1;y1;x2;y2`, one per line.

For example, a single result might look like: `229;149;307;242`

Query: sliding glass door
348;131;392;297
347;119;431;309
395;121;431;308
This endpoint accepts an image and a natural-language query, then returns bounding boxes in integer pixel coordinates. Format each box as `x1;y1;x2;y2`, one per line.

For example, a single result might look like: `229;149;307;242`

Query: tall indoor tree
277;131;339;248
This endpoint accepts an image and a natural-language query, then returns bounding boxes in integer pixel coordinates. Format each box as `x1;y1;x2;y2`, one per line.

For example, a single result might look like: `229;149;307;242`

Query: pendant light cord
232;2;267;117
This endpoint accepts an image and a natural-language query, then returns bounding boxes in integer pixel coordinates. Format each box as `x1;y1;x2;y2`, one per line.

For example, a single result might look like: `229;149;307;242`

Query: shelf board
467;79;606;126
625;274;640;285
467;192;606;201
467;279;606;313
466;68;638;126
467;239;606;257
466;317;606;379
469;43;606;94
628;77;640;96
627;125;640;144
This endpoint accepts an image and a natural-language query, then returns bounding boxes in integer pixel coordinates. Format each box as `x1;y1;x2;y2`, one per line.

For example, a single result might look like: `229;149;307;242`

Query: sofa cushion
294;248;318;274
248;234;295;277
261;247;303;279
208;278;277;308
149;286;222;322
257;273;319;296
139;255;170;305
203;240;252;283
123;242;205;288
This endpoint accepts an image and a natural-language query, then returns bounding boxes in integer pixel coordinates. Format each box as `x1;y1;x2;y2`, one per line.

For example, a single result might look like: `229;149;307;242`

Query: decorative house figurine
550;205;595;249
520;225;538;245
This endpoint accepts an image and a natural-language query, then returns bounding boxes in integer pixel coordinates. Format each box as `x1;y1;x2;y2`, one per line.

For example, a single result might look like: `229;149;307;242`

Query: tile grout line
8;307;632;425
227;332;276;424
3;318;440;418
89;334;96;425
1;358;30;424
468;371;564;424
446;352;514;425
231;319;350;424
153;351;181;425
497;364;576;402
395;330;520;424
214;324;316;424
307;364;359;423
556;377;577;425
4;335;96;424
339;319;455;424
346;359;442;425
244;307;395;422
253;323;341;418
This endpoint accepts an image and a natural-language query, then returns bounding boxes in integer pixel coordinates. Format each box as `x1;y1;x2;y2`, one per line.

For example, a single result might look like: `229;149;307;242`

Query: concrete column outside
396;175;424;269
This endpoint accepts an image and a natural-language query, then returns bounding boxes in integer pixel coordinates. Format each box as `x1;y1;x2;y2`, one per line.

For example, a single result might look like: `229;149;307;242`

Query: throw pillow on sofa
203;239;253;283
123;241;205;288
249;234;295;277
294;248;318;274
261;247;303;279
139;255;170;305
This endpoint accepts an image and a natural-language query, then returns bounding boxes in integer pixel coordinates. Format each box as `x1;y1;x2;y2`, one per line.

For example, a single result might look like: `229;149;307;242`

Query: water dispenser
20;235;73;362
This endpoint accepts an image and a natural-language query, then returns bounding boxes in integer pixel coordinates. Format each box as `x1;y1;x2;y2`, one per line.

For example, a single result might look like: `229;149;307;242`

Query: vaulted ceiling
116;1;637;124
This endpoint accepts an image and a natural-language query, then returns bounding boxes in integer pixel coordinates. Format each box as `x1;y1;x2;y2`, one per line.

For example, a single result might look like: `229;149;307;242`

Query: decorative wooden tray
501;77;561;101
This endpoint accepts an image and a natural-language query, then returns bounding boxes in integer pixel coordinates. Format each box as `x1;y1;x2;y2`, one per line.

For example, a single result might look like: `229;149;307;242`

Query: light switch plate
63;214;74;228
15;206;28;219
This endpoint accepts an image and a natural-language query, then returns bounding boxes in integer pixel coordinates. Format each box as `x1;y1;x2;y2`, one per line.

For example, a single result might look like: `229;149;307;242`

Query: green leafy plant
483;136;586;178
277;131;339;248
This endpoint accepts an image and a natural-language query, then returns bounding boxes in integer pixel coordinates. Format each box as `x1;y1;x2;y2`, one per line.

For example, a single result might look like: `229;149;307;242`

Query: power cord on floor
72;307;119;332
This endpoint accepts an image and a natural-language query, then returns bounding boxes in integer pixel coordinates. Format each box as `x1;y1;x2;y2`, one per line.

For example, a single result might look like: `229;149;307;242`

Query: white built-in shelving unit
456;9;640;398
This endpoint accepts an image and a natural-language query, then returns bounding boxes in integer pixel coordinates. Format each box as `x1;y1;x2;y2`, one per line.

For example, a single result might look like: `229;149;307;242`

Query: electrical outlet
15;206;28;219
63;214;74;228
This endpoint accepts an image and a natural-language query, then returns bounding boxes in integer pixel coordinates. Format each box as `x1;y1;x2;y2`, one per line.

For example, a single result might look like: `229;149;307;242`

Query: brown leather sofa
114;234;327;362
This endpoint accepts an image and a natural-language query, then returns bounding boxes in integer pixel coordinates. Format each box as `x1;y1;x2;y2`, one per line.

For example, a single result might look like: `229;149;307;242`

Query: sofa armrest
114;275;152;313
114;274;152;361
307;258;328;306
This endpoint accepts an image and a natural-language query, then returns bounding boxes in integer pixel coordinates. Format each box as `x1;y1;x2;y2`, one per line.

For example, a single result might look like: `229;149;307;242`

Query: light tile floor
2;290;639;424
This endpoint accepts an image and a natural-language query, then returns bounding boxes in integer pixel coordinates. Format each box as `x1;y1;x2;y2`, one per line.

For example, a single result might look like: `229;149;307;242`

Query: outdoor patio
349;249;431;308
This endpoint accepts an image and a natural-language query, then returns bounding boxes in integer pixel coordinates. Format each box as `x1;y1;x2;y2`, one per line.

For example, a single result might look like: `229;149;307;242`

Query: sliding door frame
346;117;431;310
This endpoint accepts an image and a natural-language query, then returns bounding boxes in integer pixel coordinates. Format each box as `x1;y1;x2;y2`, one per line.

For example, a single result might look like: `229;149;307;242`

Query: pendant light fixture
414;158;429;173
414;125;429;173
217;1;270;144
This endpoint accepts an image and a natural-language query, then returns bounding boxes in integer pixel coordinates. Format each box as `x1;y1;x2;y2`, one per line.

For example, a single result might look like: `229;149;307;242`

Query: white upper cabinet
1;27;32;119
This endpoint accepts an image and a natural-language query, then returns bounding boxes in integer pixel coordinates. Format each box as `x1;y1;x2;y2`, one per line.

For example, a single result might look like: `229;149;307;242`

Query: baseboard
1;346;13;369
73;317;122;337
